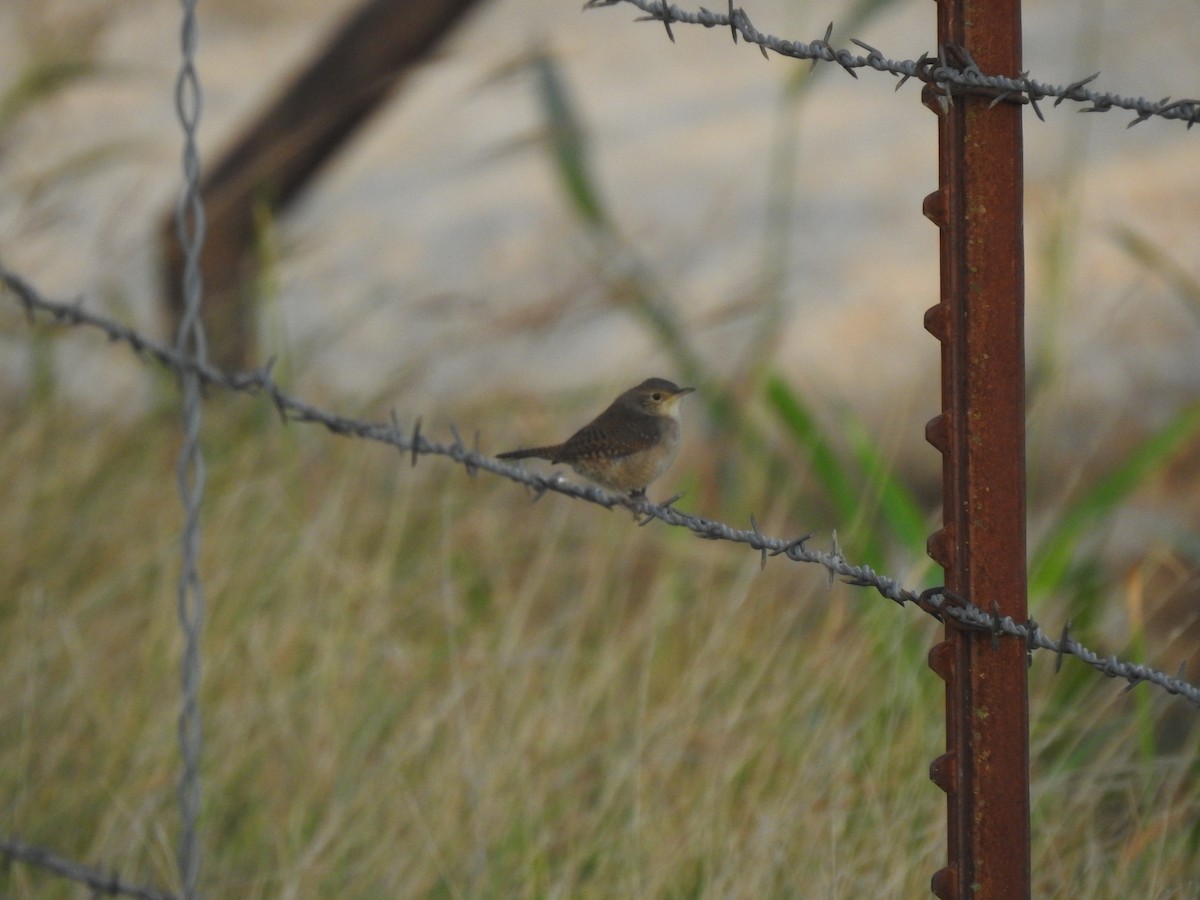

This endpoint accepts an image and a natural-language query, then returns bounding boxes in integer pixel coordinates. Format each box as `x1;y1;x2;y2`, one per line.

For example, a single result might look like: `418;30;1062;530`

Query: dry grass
1;389;1198;898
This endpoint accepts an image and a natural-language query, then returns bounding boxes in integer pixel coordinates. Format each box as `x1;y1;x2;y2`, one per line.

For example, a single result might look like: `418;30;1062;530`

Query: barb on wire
172;2;207;898
586;0;1200;130
4;263;1199;710
0;837;177;900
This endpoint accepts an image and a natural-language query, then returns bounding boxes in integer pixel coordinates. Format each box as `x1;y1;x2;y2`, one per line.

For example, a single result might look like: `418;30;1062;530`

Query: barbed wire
2;261;1198;711
3;4;1194;898
0;837;176;900
171;2;207;898
585;0;1200;130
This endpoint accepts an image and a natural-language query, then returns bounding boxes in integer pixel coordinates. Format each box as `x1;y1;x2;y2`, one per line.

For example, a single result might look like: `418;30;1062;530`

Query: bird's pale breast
570;417;681;492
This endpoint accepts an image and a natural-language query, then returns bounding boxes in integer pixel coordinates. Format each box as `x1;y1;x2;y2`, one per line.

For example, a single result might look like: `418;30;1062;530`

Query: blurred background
2;0;1199;895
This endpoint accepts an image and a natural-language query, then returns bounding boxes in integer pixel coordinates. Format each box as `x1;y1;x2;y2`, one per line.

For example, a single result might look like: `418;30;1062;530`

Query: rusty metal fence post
921;0;1032;896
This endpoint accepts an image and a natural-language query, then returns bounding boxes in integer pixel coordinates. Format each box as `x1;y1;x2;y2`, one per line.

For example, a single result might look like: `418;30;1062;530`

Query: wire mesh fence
2;0;1198;897
172;2;208;896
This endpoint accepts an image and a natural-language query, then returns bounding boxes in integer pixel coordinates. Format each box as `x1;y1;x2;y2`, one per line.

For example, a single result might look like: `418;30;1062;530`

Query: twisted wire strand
586;0;1200;129
172;1;207;897
3;264;1197;709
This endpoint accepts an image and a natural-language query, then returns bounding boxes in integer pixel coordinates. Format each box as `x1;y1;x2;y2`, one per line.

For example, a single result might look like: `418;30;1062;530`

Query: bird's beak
677;387;696;396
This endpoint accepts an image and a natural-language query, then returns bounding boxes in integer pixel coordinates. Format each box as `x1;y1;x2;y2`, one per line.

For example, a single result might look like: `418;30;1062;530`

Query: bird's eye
651;392;663;401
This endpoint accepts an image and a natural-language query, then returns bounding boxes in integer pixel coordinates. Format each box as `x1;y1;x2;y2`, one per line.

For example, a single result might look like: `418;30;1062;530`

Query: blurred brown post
160;0;483;369
921;0;1032;896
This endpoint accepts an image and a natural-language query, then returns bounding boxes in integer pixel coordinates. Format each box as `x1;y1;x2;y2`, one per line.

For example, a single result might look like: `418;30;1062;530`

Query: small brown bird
498;378;695;496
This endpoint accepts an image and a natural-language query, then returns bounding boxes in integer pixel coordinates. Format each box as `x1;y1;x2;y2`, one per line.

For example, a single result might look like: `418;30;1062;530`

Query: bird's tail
496;445;561;462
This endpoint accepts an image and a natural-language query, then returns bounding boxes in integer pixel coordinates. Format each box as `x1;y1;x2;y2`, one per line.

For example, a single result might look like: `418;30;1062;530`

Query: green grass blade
765;375;929;566
843;417;929;548
1031;402;1200;594
764;375;859;522
530;51;607;228
0;59;99;131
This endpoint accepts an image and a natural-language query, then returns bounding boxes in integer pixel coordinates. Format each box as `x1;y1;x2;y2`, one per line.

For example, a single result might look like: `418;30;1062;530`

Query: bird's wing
556;412;662;461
